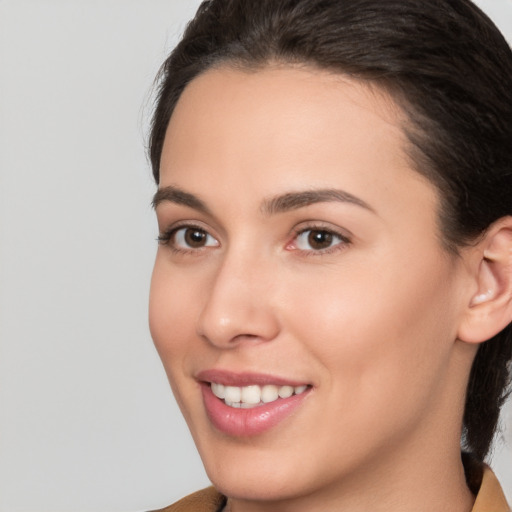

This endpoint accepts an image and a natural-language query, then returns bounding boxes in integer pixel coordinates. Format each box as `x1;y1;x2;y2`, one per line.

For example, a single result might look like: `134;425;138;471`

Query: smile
211;382;309;408
198;371;312;436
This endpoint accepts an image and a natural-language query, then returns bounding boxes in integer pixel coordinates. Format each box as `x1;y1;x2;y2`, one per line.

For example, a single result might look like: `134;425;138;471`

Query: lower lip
201;383;310;437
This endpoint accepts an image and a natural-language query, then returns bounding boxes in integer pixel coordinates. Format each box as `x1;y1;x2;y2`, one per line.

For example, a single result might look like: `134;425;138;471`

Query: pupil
185;229;206;247
308;230;332;249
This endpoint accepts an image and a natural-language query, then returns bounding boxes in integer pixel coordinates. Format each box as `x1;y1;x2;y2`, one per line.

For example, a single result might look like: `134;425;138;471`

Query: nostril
233;333;260;342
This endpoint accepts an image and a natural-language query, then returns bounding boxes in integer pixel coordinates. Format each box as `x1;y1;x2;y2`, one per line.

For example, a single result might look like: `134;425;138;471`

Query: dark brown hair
149;0;512;461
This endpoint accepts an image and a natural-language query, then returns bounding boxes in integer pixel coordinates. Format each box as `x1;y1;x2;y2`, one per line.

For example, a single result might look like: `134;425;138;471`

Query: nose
196;251;280;348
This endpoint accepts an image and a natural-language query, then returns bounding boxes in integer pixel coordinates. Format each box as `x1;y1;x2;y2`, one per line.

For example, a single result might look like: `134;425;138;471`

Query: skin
149;66;479;512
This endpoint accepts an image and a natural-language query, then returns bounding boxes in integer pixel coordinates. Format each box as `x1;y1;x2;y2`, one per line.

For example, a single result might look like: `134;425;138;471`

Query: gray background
0;1;510;511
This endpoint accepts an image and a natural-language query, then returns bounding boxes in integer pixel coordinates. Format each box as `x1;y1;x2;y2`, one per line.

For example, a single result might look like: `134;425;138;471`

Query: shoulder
147;487;226;512
463;453;511;512
472;466;510;512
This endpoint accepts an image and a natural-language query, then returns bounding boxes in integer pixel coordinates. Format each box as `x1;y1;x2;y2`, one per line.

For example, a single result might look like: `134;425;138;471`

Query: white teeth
261;385;279;403
211;382;309;408
241;385;261;404
211;382;225;399
224;386;241;403
278;385;294;398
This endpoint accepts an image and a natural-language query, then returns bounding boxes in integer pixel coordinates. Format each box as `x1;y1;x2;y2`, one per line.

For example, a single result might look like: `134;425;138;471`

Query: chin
195;434;336;505
194;435;293;497
207;464;309;503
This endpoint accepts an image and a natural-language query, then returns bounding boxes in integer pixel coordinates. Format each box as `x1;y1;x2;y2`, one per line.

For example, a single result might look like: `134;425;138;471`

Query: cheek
148;257;198;375
277;265;460;468
149;257;208;428
282;254;459;413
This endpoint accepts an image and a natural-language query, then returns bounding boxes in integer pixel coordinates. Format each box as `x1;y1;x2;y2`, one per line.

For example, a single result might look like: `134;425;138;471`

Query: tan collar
472;465;510;512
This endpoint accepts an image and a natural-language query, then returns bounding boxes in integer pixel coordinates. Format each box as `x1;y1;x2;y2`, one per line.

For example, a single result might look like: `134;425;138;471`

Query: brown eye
184;228;208;247
172;226;219;250
307;230;334;250
293;228;348;252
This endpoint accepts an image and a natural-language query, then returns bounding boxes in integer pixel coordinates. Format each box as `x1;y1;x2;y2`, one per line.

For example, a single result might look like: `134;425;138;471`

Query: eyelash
157;223;218;255
157;223;351;256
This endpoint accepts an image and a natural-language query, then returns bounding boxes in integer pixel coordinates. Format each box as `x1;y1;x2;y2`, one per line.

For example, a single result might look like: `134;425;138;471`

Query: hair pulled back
149;0;512;462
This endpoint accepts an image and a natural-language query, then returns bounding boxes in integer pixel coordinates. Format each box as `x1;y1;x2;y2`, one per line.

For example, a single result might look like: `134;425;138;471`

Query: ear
457;216;512;344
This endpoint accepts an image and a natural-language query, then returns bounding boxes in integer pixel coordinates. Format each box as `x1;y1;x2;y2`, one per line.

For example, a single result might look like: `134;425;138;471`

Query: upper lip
197;369;310;387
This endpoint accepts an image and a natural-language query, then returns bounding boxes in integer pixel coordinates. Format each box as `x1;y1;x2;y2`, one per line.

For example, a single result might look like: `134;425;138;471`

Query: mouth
197;370;312;436
210;382;309;408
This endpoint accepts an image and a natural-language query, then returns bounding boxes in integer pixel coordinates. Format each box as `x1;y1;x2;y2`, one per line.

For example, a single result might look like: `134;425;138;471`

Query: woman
147;0;512;510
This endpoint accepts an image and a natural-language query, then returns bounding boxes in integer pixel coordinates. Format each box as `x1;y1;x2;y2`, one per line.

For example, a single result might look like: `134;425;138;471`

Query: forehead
160;64;438;224
164;64;406;160
165;65;405;161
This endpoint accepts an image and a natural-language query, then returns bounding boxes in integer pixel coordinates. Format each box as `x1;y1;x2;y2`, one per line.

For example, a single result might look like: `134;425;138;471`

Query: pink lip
197;370;311;437
197;369;308;387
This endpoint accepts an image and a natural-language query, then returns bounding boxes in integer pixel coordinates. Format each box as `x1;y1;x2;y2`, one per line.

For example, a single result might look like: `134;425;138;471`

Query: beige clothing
473;465;510;512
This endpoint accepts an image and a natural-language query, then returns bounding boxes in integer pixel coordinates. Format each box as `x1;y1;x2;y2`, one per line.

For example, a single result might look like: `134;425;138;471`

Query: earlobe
458;217;512;344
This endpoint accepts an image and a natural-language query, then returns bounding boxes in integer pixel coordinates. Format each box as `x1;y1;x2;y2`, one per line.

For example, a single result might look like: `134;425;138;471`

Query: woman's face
150;66;472;506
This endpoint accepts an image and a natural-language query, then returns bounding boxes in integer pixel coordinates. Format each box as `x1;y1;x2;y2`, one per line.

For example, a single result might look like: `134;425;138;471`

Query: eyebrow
152;185;211;215
261;189;374;215
152;185;374;215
